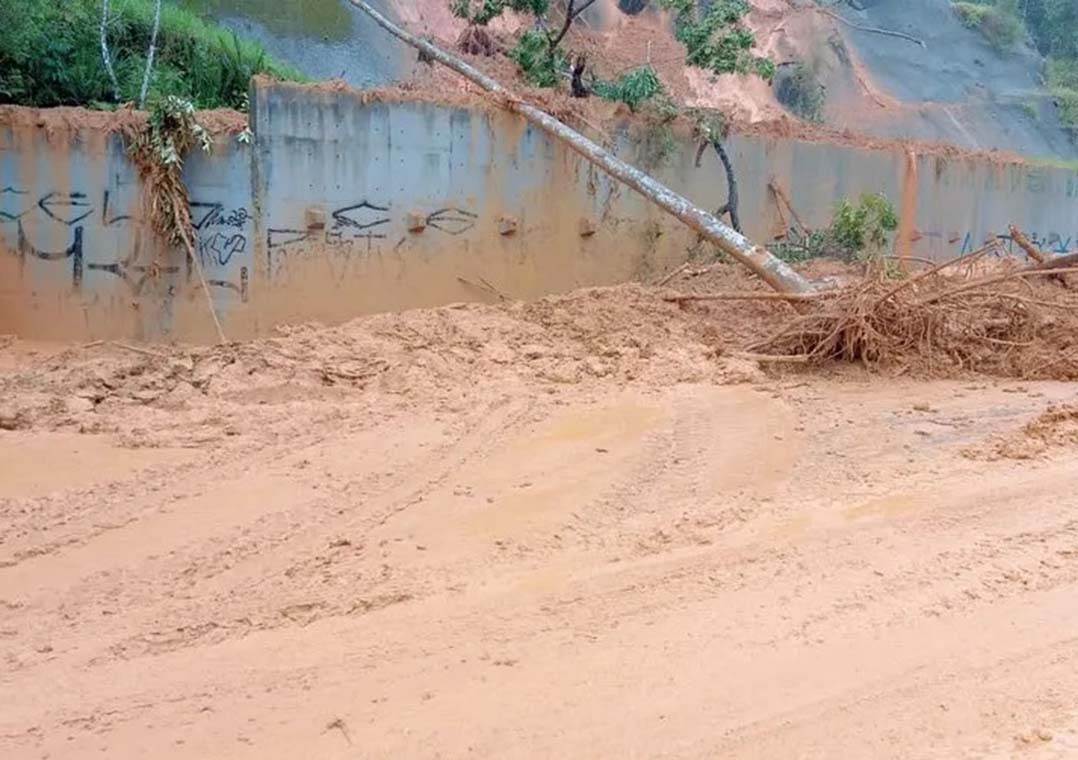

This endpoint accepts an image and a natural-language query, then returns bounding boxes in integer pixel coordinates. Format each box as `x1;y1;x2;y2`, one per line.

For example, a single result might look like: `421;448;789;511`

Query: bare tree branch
550;0;598;49
818;7;926;48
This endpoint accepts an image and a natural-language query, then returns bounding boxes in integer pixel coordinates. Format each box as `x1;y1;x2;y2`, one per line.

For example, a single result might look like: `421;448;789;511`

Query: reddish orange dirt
2;278;1078;759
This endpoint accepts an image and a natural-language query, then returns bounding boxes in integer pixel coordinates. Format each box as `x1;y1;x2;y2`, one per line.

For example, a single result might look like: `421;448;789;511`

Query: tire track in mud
4;378;1078;759
3;395;542;668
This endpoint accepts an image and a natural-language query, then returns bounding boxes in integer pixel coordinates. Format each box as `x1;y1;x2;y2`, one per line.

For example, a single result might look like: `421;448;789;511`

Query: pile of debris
668;241;1078;380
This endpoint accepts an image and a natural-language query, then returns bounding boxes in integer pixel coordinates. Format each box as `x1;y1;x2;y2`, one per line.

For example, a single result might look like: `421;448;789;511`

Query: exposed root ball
750;258;1078;379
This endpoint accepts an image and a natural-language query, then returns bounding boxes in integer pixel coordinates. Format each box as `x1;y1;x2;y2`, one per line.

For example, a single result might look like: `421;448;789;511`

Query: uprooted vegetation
711;246;1078;379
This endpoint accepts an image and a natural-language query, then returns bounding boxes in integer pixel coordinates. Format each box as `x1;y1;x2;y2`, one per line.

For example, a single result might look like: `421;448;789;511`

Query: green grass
1028;155;1078;170
0;0;303;109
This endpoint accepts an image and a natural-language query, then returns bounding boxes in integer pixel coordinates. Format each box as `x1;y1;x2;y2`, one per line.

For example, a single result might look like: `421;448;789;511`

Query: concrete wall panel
3;81;1077;341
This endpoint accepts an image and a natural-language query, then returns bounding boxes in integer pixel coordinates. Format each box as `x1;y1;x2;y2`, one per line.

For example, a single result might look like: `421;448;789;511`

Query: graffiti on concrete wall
918;229;1078;256
266;201;480;274
0;186;250;301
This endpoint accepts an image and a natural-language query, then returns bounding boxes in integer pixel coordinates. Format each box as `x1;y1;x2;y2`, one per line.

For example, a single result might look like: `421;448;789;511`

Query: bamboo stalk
139;0;163;109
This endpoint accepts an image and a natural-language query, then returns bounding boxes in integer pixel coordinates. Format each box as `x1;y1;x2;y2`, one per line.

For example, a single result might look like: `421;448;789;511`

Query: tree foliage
948;0;1078;129
448;0;775;93
831;194;899;260
509;28;565;86
659;0;775;80
593;65;664;110
951;1;1024;51
450;0;549;25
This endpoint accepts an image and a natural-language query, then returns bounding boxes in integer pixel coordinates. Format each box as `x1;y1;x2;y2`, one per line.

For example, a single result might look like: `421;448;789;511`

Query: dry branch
665;291;833;303
818;7;926;47
346;0;812;295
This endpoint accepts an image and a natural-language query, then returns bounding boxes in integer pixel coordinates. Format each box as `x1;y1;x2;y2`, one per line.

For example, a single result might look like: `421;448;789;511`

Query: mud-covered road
2;284;1078;759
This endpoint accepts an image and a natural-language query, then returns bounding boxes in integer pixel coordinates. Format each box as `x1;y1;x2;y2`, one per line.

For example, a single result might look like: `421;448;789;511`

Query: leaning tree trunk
346;0;812;295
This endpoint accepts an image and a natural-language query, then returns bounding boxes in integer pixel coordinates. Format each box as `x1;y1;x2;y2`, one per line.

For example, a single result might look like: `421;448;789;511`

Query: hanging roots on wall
736;244;1078;379
121;97;226;343
121;96;211;257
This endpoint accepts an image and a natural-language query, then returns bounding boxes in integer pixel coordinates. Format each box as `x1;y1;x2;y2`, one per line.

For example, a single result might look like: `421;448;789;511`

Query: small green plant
593;65;663;111
145;95;212;167
772;194;899;263
775;62;824;122
830;194;900;261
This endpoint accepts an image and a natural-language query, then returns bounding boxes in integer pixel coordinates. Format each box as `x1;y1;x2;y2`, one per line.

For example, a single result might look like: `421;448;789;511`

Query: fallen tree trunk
346;0;812;295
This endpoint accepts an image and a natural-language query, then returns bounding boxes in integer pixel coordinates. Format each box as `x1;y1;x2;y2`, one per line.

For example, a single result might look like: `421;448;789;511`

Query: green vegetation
830;194;899;261
0;0;302;109
450;0;549;26
952;1;1024;50
593;66;664;111
450;0;774;96
949;0;1078;130
1048;57;1078;131
508;29;565;88
659;0;775;80
773;194;899;263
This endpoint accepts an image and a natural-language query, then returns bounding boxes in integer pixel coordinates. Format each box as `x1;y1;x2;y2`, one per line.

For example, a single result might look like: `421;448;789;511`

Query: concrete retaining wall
2;81;1077;340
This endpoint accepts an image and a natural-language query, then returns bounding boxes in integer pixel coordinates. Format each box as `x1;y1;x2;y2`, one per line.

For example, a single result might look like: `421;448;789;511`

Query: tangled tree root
457;25;499;56
742;247;1078;379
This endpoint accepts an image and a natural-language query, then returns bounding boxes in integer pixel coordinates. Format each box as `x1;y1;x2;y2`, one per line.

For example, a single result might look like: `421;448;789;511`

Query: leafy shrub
594;66;663;110
773;194;899;262
0;0;301;109
952;1;1024;51
831;194;900;260
509;29;565;87
953;1;990;28
660;0;775;79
